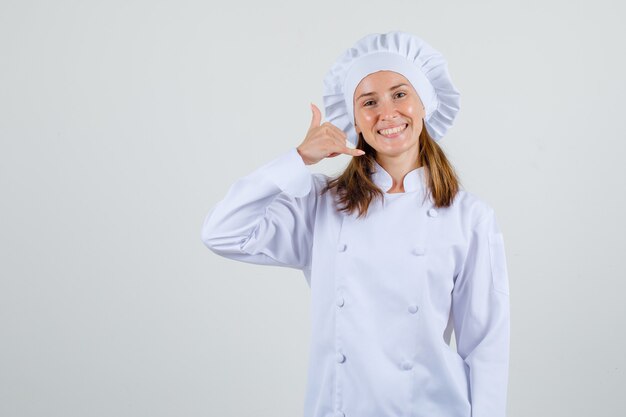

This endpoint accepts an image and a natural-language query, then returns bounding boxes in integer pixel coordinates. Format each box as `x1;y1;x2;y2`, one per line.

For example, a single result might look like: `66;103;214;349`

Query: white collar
371;159;427;194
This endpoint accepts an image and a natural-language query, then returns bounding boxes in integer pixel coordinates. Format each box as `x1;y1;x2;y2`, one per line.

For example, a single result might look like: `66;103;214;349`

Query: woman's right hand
296;103;366;166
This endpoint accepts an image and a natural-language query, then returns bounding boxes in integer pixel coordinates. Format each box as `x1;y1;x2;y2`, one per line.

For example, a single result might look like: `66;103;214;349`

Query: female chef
201;31;510;417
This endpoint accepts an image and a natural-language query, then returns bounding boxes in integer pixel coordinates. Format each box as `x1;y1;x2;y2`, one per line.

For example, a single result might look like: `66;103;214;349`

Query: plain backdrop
1;0;625;416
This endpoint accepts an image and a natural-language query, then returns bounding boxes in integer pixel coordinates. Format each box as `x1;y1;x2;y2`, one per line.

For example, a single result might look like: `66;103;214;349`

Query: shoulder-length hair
320;119;461;219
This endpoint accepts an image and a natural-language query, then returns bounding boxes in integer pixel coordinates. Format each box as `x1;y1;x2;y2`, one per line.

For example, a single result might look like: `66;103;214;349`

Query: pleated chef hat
322;31;461;146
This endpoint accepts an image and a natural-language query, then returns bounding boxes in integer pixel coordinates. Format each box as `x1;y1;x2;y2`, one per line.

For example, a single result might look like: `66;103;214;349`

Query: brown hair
320;119;461;218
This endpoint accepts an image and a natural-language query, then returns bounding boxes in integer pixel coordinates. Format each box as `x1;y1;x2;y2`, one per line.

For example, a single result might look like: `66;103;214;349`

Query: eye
395;91;406;98
363;100;375;107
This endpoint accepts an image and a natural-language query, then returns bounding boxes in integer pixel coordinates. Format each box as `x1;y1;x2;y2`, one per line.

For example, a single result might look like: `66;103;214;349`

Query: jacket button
336;352;346;363
408;304;419;314
411;246;426;256
337;242;347;252
427;208;438;217
401;360;413;370
336;296;345;307
334;411;345;417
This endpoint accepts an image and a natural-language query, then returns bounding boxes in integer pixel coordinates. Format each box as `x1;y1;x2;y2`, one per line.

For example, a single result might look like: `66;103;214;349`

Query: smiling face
353;71;426;158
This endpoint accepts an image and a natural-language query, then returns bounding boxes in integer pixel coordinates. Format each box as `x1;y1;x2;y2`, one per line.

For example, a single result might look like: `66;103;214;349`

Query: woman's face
353;71;425;158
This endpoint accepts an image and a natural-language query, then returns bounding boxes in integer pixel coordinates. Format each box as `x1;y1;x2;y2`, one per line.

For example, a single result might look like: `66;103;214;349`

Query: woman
201;31;510;417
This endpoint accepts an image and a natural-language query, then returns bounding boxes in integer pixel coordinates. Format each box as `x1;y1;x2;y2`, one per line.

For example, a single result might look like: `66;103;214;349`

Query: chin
373;139;420;158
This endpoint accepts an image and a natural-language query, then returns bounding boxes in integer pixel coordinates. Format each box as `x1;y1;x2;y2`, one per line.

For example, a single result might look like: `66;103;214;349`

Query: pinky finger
343;147;365;157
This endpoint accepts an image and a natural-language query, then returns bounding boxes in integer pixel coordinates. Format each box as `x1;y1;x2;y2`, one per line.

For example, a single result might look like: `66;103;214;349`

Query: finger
324;123;348;143
329;136;364;157
334;136;364;156
309;103;322;129
329;147;365;158
346;147;366;157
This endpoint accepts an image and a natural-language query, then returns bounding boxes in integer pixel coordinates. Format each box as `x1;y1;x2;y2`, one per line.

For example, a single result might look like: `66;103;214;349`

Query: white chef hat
322;31;461;146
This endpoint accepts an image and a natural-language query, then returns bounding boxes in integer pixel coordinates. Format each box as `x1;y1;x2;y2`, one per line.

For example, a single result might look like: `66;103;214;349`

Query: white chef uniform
201;146;510;417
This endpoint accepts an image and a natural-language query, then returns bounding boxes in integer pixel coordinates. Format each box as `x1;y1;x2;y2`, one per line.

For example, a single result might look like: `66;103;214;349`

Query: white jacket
201;147;510;417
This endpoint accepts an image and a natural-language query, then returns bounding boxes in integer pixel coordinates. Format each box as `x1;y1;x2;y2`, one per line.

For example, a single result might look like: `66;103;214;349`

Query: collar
371;158;427;194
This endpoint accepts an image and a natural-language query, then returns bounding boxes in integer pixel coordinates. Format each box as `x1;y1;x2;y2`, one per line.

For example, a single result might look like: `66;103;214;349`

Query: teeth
379;124;407;136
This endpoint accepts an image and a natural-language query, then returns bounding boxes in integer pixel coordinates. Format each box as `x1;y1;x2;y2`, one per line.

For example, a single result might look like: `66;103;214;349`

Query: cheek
407;101;425;119
356;111;375;127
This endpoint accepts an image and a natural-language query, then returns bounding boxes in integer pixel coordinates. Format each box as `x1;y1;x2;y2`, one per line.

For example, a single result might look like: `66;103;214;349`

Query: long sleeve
452;208;510;417
200;147;317;270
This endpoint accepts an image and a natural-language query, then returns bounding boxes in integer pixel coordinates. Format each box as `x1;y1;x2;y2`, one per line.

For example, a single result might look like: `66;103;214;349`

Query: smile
378;124;408;138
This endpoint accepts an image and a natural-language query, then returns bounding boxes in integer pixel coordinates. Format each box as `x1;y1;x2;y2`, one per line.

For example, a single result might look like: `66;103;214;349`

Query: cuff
258;147;313;198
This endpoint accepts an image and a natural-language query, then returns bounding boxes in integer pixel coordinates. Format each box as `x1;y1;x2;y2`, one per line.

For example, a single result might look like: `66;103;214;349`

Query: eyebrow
355;83;409;101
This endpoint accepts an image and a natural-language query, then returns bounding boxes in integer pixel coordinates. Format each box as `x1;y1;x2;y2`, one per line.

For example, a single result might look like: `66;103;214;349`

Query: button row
338;241;430;256
337;295;418;314
336;296;418;314
337;208;436;255
337;350;413;371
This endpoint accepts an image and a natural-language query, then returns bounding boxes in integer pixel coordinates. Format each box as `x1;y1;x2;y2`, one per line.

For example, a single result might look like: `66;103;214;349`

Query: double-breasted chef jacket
201;147;510;417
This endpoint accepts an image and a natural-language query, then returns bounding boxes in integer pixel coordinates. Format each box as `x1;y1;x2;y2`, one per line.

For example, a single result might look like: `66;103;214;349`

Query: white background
1;0;625;416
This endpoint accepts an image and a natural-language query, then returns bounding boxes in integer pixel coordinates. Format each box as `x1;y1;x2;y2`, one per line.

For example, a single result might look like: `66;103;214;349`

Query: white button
336;297;345;307
401;360;413;370
337;242;347;252
336;352;346;363
408;304;419;314
427;208;438;217
411;246;426;256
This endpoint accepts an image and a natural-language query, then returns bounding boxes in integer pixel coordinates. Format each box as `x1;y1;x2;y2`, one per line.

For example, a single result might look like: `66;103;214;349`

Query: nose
379;98;399;120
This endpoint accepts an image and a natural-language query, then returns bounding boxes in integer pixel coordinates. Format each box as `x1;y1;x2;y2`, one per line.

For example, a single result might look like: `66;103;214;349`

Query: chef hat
322;31;461;146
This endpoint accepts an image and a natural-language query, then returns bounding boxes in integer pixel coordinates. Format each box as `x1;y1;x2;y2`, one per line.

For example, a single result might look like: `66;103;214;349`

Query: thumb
309;102;322;129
